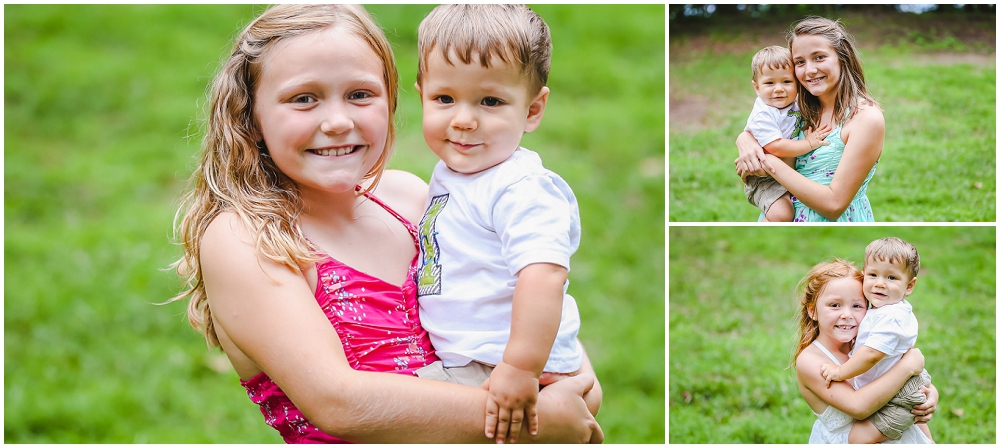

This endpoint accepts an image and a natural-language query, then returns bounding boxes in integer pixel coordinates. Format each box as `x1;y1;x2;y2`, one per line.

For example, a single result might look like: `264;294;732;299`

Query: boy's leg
848;419;890;444
868;371;932;441
917;423;934;443
763;192;793;222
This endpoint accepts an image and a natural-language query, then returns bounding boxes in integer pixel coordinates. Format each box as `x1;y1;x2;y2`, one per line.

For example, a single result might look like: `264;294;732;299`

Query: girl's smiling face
792;34;842;103
810;276;867;345
254;26;390;194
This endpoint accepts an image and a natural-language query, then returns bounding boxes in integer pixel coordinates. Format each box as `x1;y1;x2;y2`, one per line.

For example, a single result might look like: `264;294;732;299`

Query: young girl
170;4;601;443
793;259;937;443
735;17;883;222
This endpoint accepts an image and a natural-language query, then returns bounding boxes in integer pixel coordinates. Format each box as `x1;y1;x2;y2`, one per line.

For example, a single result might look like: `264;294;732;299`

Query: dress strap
811;340;842;366
356;186;418;238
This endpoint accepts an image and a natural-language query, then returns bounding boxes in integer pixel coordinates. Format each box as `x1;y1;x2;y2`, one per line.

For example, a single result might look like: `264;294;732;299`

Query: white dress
808;340;932;444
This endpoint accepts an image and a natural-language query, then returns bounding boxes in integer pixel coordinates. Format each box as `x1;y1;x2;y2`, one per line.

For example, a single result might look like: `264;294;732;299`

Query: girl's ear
807;305;817;321
523;86;549;133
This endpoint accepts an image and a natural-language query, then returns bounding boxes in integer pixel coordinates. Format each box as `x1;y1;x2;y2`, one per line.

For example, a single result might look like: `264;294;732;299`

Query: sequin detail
239;191;438;443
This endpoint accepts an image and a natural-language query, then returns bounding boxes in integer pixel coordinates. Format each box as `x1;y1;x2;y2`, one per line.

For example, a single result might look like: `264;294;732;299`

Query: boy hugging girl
742;45;831;221
822;237;934;443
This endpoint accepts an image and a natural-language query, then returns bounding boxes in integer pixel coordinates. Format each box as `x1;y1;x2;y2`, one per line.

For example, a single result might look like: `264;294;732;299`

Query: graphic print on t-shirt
417;194;448;296
789;109;804;139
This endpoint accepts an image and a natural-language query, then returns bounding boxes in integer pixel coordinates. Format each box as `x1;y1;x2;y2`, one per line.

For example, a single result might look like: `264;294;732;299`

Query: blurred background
668;4;996;221
669;226;995;443
4;4;665;443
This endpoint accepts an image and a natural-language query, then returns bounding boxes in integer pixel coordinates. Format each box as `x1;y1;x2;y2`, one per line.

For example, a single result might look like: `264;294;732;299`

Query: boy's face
862;257;917;308
416;49;547;174
752;65;796;109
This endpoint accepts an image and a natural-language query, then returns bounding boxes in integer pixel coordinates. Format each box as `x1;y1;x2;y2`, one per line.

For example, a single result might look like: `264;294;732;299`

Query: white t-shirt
744;97;802;147
416;147;584;373
851;300;919;389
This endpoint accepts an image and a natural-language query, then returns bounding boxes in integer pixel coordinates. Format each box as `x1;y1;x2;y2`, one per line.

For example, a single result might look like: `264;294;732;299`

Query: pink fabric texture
240;192;438;443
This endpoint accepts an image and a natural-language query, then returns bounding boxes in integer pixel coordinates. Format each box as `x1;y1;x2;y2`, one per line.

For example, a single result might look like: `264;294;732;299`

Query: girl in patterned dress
736;17;884;222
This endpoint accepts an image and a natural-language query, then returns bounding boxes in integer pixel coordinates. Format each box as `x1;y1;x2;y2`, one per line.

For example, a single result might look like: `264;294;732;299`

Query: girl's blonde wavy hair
791;258;864;366
169;4;399;347
787;16;880;130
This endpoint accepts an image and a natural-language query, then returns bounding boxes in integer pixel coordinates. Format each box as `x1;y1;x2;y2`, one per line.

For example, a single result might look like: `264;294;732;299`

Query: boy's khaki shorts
415;360;494;387
744;175;788;214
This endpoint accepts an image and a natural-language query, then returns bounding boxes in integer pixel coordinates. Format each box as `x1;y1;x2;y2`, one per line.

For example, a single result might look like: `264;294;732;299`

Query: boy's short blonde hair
416;4;551;95
865;237;920;280
751;45;793;81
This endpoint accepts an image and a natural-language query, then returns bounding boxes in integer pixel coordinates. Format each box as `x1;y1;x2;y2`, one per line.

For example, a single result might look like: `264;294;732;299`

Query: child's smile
417;49;547;174
753;65;797;109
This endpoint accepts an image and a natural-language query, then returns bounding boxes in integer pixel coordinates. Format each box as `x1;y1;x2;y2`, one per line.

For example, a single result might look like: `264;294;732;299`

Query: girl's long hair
791;258;864;366
787;16;880;130
168;4;399;347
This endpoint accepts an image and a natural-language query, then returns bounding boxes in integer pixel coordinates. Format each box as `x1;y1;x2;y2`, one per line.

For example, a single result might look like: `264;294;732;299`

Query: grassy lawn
669;10;996;222
5;4;664;443
669;226;995;443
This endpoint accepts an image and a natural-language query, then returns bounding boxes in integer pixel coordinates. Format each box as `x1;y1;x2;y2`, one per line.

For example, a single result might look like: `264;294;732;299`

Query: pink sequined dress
239;191;438;443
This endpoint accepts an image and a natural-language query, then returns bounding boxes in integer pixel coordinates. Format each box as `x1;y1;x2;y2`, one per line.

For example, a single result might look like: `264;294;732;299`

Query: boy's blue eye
482;97;501;107
437;95;454;104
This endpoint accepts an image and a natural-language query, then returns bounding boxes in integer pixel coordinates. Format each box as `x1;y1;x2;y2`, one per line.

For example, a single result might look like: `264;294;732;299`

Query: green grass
669;12;996;222
669;226;995;443
4;4;664;443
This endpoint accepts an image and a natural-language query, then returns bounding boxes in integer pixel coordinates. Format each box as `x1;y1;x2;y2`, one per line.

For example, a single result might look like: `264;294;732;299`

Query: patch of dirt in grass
897;52;996;68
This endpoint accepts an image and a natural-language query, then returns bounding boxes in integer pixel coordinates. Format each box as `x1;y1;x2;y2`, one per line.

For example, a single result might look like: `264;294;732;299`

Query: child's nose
450;104;477;131
320;101;354;134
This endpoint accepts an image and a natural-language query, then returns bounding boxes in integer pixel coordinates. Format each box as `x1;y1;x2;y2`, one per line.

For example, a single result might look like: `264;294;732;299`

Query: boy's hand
819;363;843;388
483;361;540;443
805;124;833;150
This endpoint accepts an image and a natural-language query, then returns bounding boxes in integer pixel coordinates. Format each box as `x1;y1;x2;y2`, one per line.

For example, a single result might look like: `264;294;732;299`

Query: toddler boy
820;237;934;443
742;45;830;221
412;4;585;443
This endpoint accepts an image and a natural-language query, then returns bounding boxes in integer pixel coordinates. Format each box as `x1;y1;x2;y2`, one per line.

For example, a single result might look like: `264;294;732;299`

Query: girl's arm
798;347;924;420
913;383;938;423
201;214;601;443
763;107;884;220
735;130;774;179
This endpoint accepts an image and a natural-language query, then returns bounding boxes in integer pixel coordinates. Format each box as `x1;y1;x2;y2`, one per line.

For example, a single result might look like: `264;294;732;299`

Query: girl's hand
531;374;604;443
735;131;773;179
898;348;926;376
912;384;939;423
539;370;578;387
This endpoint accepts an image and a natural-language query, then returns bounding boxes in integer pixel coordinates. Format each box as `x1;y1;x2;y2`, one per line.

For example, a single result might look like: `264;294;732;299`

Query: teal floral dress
791;122;877;222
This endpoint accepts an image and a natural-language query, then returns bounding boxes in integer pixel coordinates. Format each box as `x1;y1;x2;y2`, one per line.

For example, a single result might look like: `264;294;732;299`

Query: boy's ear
414;82;422;101
524;86;549;133
904;277;917;297
752;79;760;94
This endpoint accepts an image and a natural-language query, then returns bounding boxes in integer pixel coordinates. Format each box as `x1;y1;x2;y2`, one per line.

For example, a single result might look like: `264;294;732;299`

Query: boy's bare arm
821;346;886;387
763;123;833;157
485;262;567;443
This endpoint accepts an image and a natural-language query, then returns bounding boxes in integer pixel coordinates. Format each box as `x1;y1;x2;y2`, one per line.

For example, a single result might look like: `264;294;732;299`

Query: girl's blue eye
348;91;371;100
293;95;315;104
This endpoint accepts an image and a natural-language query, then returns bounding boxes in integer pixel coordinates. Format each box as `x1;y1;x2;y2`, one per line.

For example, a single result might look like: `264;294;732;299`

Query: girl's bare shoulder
849;102;885;128
372;169;429;224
